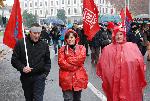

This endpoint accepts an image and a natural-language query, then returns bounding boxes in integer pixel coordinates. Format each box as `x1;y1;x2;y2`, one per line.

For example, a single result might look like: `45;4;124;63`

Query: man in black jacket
89;30;102;64
11;23;51;101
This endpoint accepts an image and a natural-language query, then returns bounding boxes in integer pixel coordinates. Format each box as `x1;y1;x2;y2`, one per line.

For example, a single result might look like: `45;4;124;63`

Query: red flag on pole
125;7;133;32
83;0;100;41
119;8;125;27
126;7;133;22
3;0;23;48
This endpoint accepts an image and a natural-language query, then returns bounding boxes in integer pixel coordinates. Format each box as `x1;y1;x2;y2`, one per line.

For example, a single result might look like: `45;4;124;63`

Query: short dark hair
65;29;77;40
31;23;40;27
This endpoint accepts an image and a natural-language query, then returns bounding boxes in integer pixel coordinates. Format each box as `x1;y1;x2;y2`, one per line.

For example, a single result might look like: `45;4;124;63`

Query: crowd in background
29;21;150;63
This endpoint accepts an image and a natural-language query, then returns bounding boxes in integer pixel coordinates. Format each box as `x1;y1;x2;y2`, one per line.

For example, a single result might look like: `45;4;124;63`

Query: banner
119;8;125;27
3;0;23;48
83;0;100;41
125;7;133;33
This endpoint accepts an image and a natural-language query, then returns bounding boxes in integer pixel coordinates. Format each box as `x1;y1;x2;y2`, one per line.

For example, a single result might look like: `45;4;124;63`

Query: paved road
0;46;101;101
0;45;150;101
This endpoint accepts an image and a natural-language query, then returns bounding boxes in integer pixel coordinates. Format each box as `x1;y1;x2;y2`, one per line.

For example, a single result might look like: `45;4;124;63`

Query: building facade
21;0;116;24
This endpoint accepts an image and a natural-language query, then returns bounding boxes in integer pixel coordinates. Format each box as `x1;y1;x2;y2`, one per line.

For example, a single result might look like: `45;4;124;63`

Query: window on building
99;7;101;13
40;2;42;6
106;8;108;13
62;7;64;9
51;1;54;6
51;9;53;15
68;0;70;5
103;0;104;4
40;10;42;15
35;10;37;15
74;8;77;14
100;0;101;3
62;0;64;4
56;1;59;5
68;8;71;15
103;8;105;13
74;0;76;4
30;3;32;7
25;3;27;7
45;1;47;6
35;2;37;6
46;10;48;15
111;9;113;14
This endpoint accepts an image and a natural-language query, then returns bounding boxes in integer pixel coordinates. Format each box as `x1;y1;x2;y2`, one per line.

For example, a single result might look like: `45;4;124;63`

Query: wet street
0;43;150;101
0;45;101;101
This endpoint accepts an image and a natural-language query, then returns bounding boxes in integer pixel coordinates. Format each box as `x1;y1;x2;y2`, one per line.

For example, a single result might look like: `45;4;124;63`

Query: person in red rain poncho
58;29;88;101
96;27;147;101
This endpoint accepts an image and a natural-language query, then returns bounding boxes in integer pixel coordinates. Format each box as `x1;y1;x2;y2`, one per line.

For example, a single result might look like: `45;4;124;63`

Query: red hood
112;27;126;44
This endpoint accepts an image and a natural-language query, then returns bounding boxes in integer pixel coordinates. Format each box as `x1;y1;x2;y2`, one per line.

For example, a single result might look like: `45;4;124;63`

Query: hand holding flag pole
22;23;29;67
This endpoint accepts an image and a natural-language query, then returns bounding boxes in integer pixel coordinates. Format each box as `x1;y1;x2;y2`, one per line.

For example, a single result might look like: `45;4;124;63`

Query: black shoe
95;61;98;64
147;58;150;61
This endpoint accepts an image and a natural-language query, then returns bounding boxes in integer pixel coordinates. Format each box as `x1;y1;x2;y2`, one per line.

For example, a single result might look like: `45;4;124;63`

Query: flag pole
22;23;29;67
125;0;126;19
19;0;29;67
20;1;29;67
125;0;126;32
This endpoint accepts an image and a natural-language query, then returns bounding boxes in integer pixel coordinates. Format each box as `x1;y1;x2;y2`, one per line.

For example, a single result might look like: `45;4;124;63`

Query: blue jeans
20;74;46;101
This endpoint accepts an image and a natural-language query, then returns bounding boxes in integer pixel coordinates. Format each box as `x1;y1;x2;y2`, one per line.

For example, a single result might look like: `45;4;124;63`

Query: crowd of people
11;21;149;101
39;21;150;63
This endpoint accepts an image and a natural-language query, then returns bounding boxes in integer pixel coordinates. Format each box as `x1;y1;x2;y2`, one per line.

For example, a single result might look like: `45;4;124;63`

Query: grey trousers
90;46;100;64
62;90;82;101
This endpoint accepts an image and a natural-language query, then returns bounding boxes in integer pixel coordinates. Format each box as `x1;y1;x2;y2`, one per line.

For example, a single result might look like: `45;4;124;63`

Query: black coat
89;30;103;47
100;29;112;49
11;35;51;77
41;30;50;41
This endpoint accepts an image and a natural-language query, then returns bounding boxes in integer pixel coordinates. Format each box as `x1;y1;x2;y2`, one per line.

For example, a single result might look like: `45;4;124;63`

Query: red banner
119;8;125;27
83;0;100;41
126;7;133;22
125;7;133;32
3;0;23;48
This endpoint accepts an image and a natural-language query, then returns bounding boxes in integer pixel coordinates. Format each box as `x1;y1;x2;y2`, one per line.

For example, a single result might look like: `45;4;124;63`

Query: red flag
83;0;100;41
125;7;133;32
126;7;133;22
3;0;23;48
119;8;125;27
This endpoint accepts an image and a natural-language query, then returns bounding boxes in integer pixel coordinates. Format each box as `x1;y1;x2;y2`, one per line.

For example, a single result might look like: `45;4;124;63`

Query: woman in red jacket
58;29;88;101
96;27;147;101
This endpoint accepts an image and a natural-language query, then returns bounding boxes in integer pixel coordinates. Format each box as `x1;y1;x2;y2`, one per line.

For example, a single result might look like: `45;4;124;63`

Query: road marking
88;82;107;101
